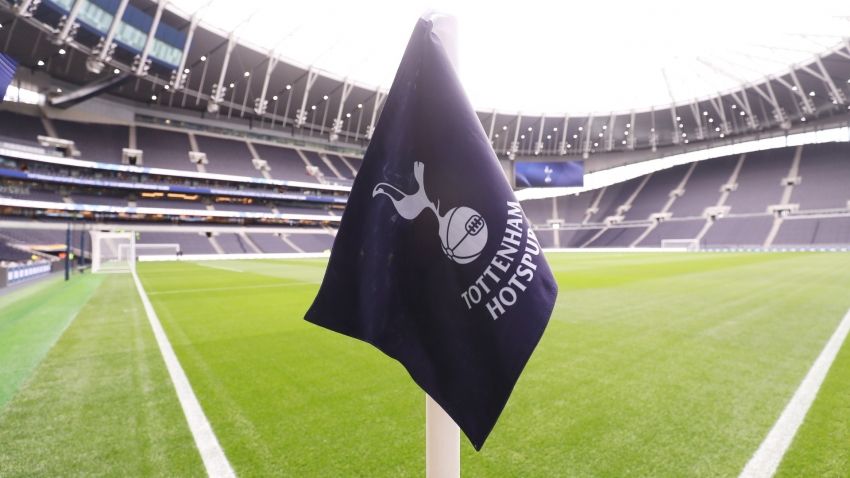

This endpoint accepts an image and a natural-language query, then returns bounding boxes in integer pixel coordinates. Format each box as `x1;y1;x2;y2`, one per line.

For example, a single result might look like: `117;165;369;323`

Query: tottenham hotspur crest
373;162;488;264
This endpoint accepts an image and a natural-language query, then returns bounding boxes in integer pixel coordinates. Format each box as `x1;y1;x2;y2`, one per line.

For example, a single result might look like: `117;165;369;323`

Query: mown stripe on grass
740;308;850;478
0;274;204;476
132;270;236;478
0;273;103;409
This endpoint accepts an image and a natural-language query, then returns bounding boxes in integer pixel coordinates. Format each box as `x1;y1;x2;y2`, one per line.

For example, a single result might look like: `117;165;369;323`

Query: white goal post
91;231;136;273
661;238;701;251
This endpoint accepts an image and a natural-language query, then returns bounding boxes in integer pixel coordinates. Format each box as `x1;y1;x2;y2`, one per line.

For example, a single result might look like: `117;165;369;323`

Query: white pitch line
739;308;850;478
132;270;237;478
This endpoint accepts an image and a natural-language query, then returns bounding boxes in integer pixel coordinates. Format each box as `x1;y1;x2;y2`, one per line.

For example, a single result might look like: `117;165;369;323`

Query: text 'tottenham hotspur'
460;201;542;320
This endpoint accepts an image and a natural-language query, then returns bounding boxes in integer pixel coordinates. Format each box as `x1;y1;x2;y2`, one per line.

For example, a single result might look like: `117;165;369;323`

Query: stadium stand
724;149;794;214
195;135;259;177
135;127;196;171
587;226;649;247
790;143;850;211
287;233;335;252
0;109;45;143
622;166;686;221
252;143;318;183
773;216;850;246
247;233;298;253
667;155;739;218
137;231;217;254
638;219;707;247
53;119;128;164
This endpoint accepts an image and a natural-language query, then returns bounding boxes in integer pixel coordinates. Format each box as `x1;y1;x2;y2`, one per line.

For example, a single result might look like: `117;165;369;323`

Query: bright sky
169;0;850;115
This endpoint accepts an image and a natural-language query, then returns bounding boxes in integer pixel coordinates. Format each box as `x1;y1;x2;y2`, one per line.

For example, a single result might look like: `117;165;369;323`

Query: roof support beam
253;52;280;115
688;101;704;140
729;89;757;129
670;106;680;144
52;0;85;44
806;57;846;104
558;114;569;155
365;89;386;140
134;0;167;76
294;68;320;128
509;112;522;160
708;95;729;134
627;110;635;150
605;113;616;151
779;70;815;115
487;110;497;143
534;114;545;155
330;78;355;141
582;116;594;159
86;0;129;74
172;15;200;90
207;34;237;114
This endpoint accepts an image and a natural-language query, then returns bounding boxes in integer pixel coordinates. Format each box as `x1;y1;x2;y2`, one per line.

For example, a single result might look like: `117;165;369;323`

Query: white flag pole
423;11;462;478
426;394;460;478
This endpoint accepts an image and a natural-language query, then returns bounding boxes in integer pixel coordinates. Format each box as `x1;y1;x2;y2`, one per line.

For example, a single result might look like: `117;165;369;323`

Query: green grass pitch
1;252;850;476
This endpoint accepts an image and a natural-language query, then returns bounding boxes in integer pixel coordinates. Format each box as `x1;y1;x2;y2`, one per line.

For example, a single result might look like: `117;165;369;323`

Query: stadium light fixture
572;134;578;138
346;112;351;118
739;110;745;116
676;116;680;121
151;95;157;100
357;103;362;108
720;133;725;138
624;131;629;135
625;123;631;128
311;105;317;110
731;104;737;108
229;82;235;87
602;125;607;130
323;95;329;100
650;128;655;132
113;68;120;74
801;116;807;121
593;142;598;147
56;88;62;93
285;84;292;90
37;59;45;66
715;127;721;132
682;133;687;137
502;125;507;130
791;85;797;91
273;95;278;100
520;134;525;139
578;126;583;131
494;133;499;138
708;118;714;123
164;85;170;90
621;140;626;145
566;144;571;148
58;48;66;55
527;126;532;131
553;127;557;131
546;134;551;139
703;111;708;116
244;71;250;77
598;133;603;137
679;123;683;128
184;68;190;73
808;91;815;97
200;55;207;62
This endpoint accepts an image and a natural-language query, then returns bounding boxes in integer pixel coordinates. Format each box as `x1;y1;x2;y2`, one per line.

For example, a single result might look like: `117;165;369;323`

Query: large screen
514;161;584;188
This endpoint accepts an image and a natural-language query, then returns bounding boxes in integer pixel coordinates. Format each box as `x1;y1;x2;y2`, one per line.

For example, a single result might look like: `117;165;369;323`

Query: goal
661;238;700;251
90;231;136;273
132;243;181;259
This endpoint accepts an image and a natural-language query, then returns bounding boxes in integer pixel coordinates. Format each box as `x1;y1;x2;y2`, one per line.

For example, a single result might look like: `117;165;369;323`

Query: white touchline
739;307;850;478
132;270;237;478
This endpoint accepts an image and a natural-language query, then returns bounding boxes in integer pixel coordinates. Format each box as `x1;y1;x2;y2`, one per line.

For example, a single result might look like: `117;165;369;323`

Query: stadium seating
520;144;850;249
53;119;129;164
0;110;45;144
252;143;317;183
195;135;259;177
136;127;197;171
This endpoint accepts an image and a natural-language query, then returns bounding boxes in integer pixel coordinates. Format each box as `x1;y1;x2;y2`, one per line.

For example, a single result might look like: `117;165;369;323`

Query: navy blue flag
305;17;558;450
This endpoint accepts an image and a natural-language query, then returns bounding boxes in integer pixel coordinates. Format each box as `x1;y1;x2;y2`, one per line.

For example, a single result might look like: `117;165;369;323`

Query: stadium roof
169;0;850;114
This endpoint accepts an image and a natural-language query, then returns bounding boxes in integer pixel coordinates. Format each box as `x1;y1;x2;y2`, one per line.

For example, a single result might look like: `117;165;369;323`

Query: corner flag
305;17;558;450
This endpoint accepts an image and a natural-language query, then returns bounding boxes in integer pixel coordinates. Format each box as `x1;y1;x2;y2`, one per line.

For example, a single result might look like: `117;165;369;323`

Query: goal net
661;238;700;251
91;231;135;273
